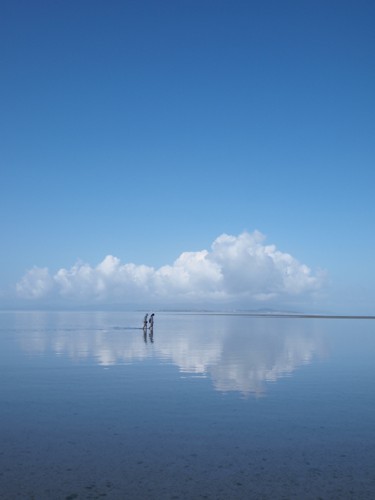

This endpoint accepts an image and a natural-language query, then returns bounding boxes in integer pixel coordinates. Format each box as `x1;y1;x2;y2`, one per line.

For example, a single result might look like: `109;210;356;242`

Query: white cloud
15;231;325;307
16;267;54;299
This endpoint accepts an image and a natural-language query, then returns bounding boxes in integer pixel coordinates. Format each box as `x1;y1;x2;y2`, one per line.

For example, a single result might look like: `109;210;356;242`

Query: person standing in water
143;313;148;330
148;313;155;330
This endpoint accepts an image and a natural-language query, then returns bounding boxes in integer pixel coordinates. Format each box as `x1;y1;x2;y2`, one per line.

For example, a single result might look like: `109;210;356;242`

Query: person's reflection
149;325;154;343
143;322;154;343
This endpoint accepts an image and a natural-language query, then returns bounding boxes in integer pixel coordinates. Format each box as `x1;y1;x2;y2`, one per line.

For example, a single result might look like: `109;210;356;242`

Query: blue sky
1;0;374;313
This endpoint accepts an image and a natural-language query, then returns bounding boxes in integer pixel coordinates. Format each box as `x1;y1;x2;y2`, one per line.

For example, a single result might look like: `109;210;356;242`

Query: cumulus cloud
16;231;325;307
16;267;54;299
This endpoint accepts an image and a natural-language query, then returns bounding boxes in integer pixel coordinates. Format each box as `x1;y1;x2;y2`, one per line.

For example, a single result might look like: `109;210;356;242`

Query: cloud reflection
18;312;325;396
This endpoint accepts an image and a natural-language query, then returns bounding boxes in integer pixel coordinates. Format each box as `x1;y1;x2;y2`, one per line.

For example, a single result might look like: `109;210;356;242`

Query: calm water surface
1;311;375;499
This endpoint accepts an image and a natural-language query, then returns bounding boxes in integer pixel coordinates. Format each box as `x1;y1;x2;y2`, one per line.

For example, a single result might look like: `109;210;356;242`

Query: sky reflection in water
8;311;327;396
1;311;375;499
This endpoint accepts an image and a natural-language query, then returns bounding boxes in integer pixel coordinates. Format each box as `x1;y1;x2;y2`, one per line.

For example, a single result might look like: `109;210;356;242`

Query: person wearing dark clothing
149;313;155;329
143;313;148;330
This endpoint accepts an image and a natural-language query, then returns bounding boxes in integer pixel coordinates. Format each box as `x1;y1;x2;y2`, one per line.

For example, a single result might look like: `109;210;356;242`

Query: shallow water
1;311;375;499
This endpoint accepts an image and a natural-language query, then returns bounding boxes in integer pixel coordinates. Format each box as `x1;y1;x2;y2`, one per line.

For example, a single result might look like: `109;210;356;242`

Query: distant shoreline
161;311;375;320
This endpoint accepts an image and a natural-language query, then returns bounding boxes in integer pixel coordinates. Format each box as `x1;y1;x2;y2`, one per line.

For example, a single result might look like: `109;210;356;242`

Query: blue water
1;311;375;499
